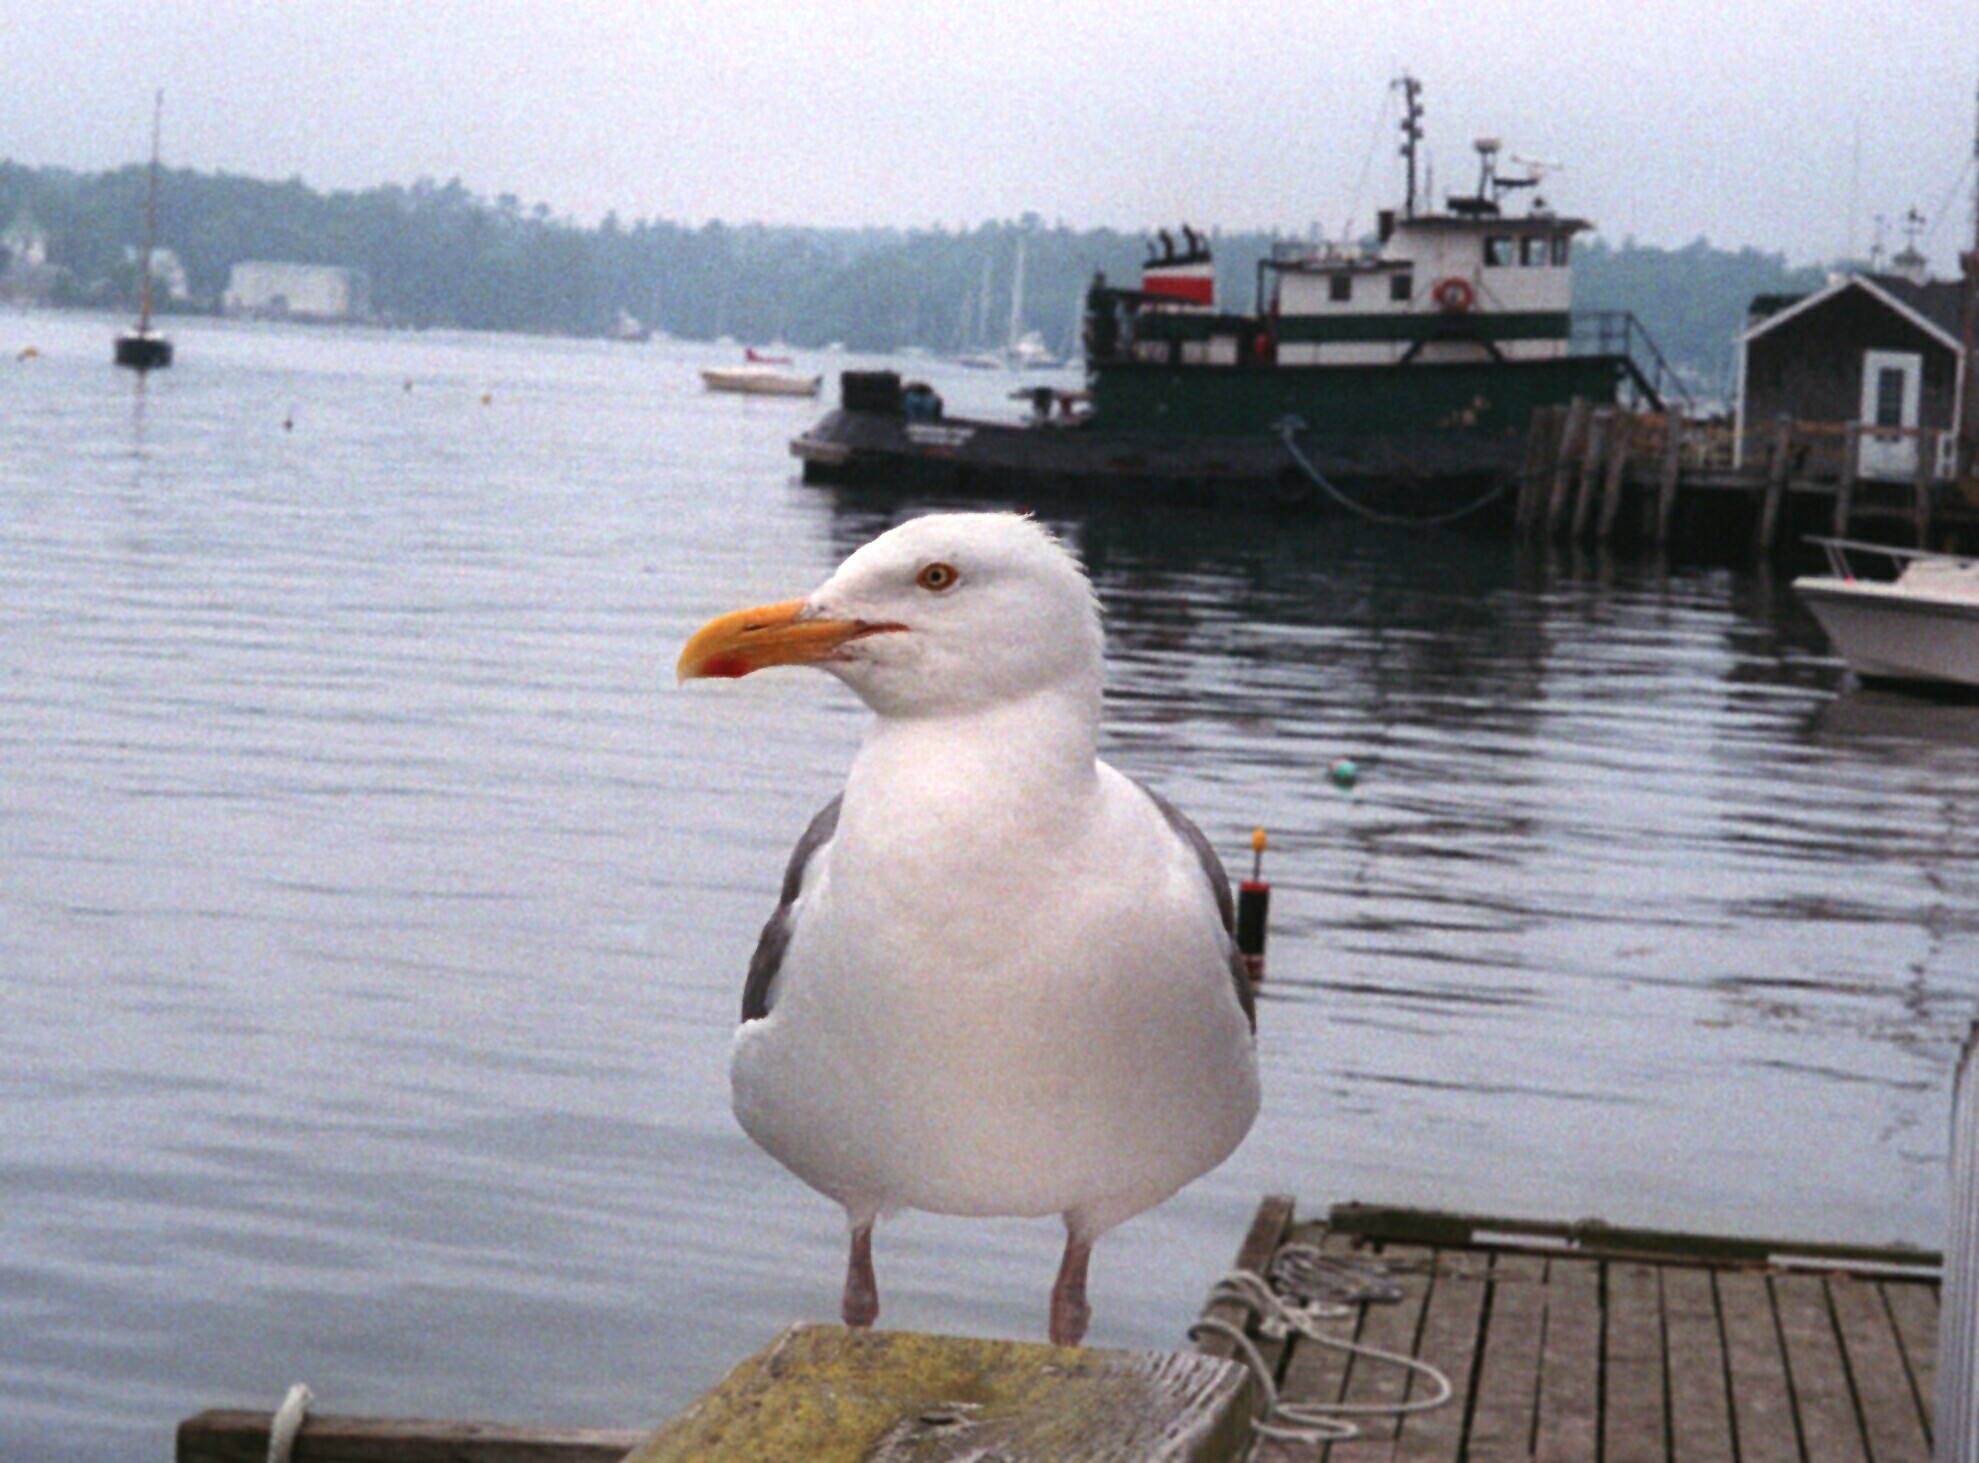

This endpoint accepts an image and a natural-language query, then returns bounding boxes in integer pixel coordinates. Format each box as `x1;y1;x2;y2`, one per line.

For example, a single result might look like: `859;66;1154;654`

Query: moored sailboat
114;90;173;372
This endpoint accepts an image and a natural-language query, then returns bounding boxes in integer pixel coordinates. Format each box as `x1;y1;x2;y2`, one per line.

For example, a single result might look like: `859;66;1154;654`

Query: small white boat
700;364;822;397
1794;536;1979;690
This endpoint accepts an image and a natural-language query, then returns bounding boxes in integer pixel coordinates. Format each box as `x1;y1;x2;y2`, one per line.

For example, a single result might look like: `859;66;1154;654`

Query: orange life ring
1431;277;1475;314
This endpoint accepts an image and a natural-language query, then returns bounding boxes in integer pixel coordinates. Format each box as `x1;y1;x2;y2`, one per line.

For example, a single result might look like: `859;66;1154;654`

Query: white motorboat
1794;536;1979;690
701;364;822;397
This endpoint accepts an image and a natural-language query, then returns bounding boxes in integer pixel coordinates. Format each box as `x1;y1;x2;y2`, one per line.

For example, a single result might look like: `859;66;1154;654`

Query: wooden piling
1654;414;1685;545
1915;428;1937;545
1571;408;1612;541
1517;405;1563;535
1833;423;1861;538
1754;418;1793;556
1546;398;1591;537
1597;411;1633;543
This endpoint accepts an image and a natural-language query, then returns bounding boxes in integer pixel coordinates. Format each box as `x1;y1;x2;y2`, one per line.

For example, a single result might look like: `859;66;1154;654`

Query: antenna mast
1396;74;1424;219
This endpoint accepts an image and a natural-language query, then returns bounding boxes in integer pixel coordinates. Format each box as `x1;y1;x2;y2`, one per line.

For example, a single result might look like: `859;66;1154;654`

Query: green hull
1087;355;1626;438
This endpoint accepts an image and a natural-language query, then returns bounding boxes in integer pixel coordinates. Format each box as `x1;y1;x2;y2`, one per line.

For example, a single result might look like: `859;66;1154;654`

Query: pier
176;1200;1947;1463
1515;402;1979;557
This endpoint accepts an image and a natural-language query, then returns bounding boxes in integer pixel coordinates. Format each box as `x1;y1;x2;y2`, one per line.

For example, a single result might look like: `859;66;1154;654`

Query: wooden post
1546;397;1591;537
1654;413;1685;545
1597;411;1634;543
1915;427;1937;545
1938;1020;1979;1463
628;1325;1259;1462
1571;408;1611;541
1754;417;1793;557
1833;422;1861;538
1516;406;1561;535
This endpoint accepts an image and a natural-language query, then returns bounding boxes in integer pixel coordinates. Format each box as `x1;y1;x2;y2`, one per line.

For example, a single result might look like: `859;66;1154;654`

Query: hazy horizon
7;3;1978;270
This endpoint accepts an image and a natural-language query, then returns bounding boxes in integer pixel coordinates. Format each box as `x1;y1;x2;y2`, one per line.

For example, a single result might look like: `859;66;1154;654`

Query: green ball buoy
1329;758;1359;790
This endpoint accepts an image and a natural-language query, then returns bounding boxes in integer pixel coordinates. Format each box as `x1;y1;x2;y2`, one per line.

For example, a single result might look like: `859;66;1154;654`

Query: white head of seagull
680;511;1103;723
677;510;1259;1350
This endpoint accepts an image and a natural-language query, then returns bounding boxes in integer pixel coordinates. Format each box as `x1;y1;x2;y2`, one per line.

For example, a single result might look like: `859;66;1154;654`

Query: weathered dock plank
1774;1270;1870;1463
1881;1279;1940;1438
1662;1264;1736;1463
1324;1242;1437;1463
1252;1227;1365;1463
175;1411;648;1463
1465;1252;1547;1463
1388;1247;1488;1463
1532;1257;1600;1463
1603;1262;1667;1463
1828;1274;1931;1463
1718;1268;1803;1463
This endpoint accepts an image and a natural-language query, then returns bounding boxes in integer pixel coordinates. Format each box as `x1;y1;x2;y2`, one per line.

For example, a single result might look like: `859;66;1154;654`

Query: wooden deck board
1774;1272;1870;1463
1879;1281;1939;1441
1388;1249;1489;1463
1464;1252;1548;1463
1199;1202;1945;1463
1254;1228;1369;1463
1718;1268;1803;1463
1325;1243;1437;1463
1662;1263;1736;1463
1603;1261;1668;1463
1827;1274;1930;1463
1532;1258;1601;1463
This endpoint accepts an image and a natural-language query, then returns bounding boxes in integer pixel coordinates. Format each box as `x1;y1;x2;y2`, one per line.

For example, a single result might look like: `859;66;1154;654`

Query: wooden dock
1515;403;1979;558
1197;1197;1943;1463
176;1195;1955;1463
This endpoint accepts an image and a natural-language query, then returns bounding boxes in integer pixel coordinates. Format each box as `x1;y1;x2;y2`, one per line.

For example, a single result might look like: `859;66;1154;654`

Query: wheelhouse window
1520;236;1547;266
1389;271;1412;302
1550;235;1571;266
1329;273;1352;303
1484;235;1515;266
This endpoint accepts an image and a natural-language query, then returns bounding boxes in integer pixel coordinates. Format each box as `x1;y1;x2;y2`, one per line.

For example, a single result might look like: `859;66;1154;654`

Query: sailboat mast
1008;235;1026;352
138;89;163;331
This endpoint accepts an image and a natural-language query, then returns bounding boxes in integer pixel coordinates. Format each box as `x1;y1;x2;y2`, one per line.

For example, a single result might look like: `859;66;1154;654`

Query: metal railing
1570;311;1694;414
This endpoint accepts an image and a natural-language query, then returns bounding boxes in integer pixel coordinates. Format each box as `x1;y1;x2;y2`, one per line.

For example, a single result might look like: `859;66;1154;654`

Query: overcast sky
7;3;1977;269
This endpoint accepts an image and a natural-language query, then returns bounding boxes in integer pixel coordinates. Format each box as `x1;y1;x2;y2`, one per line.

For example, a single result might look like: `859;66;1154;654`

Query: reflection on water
2;313;1976;1463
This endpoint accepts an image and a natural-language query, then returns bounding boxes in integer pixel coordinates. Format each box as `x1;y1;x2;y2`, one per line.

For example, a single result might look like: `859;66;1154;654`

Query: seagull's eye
916;562;960;592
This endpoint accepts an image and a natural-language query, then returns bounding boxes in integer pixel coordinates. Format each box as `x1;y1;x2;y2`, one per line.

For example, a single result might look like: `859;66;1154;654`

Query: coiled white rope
265;1383;314;1463
1190;1245;1453;1452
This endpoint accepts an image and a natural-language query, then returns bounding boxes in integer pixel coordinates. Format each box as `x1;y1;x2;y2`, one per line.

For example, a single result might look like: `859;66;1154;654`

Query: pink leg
1049;1230;1092;1347
842;1219;878;1328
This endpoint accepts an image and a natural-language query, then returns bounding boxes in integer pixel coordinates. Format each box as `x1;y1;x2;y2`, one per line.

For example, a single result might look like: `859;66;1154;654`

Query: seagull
676;512;1259;1347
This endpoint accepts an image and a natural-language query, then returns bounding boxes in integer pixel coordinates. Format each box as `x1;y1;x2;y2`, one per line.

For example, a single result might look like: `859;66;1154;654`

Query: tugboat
113;90;173;373
793;76;1683;519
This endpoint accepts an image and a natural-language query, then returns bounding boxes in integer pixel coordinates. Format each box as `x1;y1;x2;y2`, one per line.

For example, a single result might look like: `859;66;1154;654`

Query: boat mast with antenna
1396;74;1424;220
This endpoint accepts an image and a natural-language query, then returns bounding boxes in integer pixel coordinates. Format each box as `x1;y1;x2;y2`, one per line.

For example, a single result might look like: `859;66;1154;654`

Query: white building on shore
222;261;371;321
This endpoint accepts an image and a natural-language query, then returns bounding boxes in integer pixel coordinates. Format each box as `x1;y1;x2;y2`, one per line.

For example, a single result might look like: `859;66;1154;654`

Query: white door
1858;349;1922;481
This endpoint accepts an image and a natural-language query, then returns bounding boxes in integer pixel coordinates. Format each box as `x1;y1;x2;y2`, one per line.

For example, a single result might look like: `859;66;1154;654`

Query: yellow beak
676;599;895;681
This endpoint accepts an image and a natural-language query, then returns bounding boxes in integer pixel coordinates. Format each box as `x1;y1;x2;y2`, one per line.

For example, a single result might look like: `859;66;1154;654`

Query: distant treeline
2;160;1832;392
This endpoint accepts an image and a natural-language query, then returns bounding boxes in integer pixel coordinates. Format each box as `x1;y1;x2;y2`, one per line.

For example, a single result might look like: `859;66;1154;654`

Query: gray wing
1132;779;1256;1033
741;794;842;1023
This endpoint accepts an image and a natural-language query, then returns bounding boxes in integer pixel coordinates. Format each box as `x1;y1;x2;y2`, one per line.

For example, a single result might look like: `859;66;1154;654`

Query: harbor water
3;313;1977;1462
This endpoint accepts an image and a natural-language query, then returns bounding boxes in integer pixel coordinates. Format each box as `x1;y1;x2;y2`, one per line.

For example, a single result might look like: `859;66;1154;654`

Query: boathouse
1734;271;1966;481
